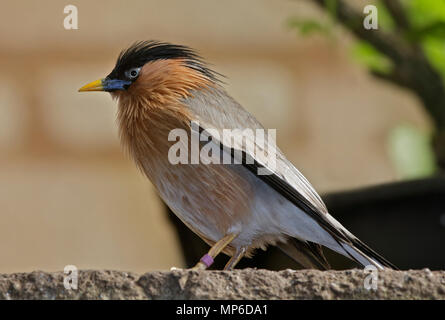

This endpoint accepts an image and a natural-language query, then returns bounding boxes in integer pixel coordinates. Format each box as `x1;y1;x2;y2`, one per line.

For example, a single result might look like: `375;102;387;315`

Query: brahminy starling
79;41;396;270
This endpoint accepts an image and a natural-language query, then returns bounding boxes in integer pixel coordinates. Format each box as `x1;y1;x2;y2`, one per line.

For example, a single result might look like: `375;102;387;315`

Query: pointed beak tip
78;79;105;92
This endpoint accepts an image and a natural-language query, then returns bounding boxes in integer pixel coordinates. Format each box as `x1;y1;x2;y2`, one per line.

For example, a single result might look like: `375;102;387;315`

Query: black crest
107;41;221;82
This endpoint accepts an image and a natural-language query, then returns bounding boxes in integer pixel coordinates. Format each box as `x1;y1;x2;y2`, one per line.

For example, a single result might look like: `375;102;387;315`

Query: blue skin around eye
103;78;132;91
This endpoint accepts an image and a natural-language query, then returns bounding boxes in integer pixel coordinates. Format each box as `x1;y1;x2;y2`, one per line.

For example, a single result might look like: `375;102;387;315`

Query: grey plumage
183;86;396;270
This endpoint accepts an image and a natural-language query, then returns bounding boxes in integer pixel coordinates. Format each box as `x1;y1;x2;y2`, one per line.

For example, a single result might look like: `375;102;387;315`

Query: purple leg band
200;254;214;268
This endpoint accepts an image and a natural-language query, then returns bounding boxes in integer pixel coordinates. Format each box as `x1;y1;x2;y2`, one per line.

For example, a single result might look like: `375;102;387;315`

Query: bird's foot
191;261;208;271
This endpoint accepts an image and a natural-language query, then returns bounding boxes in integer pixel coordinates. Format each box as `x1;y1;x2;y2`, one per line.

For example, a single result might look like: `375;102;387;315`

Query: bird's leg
223;246;247;270
192;233;238;270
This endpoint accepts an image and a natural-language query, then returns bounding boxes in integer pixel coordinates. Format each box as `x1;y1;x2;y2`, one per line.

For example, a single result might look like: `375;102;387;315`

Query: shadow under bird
79;41;397;270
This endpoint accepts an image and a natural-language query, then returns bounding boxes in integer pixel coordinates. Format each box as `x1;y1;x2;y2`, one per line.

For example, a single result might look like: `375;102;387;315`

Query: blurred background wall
0;0;430;273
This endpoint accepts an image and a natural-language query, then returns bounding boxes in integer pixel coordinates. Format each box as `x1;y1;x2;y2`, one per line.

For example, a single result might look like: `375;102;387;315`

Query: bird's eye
125;67;141;80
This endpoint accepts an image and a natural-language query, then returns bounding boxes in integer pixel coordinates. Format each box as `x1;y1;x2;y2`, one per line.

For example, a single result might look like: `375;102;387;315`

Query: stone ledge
0;269;443;300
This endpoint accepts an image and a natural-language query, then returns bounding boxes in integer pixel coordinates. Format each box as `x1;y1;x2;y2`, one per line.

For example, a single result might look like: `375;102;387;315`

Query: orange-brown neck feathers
114;59;214;123
114;59;214;175
115;58;215;142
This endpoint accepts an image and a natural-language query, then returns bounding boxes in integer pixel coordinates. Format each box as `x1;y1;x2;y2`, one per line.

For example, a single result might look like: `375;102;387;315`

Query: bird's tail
281;217;398;270
318;213;398;270
335;235;398;270
281;235;397;270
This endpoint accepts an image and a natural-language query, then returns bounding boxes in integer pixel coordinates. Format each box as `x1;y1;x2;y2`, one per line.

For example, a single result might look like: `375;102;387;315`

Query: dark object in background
167;176;445;270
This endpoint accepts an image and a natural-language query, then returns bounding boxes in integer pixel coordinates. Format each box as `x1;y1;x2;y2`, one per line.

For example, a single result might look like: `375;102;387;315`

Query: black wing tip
352;237;399;270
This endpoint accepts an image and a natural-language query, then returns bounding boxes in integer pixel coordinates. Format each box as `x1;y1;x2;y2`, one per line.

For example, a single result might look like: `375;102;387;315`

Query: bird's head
79;41;219;104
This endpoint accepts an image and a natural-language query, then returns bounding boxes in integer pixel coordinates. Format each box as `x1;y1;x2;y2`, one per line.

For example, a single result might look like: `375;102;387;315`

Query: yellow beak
78;79;104;92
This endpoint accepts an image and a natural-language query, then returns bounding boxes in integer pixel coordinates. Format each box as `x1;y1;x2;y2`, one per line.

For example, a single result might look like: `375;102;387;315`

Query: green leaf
287;18;331;37
403;0;445;30
376;0;396;31
388;124;437;179
351;41;393;74
410;21;445;40
422;37;445;79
